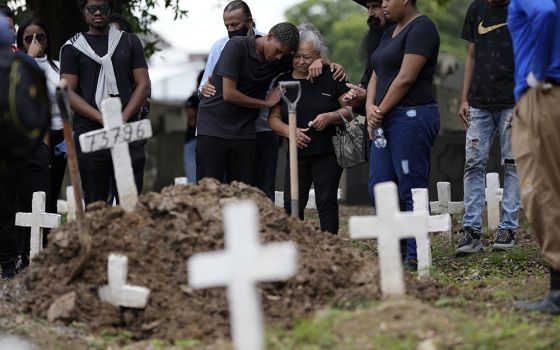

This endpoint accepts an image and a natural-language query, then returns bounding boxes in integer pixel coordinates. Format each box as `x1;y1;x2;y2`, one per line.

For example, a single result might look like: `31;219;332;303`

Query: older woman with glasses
268;23;351;235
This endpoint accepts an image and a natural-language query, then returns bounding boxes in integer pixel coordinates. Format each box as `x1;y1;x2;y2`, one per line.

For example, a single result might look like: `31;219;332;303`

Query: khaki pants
512;86;560;270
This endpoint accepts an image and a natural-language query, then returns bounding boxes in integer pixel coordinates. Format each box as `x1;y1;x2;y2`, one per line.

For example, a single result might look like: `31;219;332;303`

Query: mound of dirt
2;179;453;342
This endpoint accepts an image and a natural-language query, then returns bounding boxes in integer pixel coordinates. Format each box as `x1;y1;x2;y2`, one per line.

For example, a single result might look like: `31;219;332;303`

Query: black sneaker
492;229;516;251
515;290;560;314
455;228;484;256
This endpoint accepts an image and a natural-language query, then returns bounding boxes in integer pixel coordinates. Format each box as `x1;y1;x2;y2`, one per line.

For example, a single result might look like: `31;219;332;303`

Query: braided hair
269;22;300;54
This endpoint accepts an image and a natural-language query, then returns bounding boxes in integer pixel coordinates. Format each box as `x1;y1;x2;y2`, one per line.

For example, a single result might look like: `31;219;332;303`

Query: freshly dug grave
2;179;454;342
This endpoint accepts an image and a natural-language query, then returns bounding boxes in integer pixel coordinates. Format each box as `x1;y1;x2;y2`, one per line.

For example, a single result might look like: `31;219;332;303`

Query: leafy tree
0;0;187;56
286;0;473;83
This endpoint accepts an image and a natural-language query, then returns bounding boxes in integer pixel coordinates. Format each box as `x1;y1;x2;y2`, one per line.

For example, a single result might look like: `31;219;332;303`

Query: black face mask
228;26;249;39
367;16;382;31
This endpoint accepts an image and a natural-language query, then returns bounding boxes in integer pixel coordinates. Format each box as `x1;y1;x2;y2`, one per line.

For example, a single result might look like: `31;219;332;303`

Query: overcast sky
150;0;303;53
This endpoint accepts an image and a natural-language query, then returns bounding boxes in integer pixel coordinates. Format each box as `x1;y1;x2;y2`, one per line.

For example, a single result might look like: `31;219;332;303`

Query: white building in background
142;43;209;191
149;48;206;104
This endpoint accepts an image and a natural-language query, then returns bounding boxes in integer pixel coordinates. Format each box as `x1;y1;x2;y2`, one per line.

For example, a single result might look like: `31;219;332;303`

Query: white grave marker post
56;200;68;217
79;98;152;212
15;191;61;259
98;254;150;308
412;188;452;278
349;182;428;297
429;182;464;216
188;201;298;350
57;187;84;223
485;173;503;230
66;186;80;222
174;177;188;185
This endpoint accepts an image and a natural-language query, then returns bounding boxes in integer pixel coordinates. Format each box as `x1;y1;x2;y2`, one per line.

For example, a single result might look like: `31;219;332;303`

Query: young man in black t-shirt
196;22;299;185
455;0;520;256
60;0;150;205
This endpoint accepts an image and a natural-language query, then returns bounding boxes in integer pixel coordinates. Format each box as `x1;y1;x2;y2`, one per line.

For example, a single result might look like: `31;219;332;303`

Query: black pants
75;128;146;205
0;142;50;273
47;129;67;213
252;131;279;201
283;152;343;234
196;135;256;185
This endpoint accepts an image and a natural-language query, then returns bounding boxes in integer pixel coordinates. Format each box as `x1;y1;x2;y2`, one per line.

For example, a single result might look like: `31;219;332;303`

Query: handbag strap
343;106;355;120
335;110;350;129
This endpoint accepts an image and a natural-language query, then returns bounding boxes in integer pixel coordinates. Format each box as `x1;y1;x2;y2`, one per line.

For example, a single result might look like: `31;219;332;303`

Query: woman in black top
268;23;350;234
365;0;441;270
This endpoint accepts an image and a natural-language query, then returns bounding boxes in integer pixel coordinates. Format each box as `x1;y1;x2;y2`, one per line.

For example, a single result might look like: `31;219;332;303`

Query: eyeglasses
24;33;47;45
85;4;111;15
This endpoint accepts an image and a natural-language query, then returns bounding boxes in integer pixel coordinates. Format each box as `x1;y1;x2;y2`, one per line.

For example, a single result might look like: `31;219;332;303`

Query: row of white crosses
14;98;151;263
349;182;453;296
429;173;503;230
14;97;505;347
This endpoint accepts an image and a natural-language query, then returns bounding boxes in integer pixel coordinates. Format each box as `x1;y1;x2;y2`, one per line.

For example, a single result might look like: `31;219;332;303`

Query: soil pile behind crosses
2;179;453;341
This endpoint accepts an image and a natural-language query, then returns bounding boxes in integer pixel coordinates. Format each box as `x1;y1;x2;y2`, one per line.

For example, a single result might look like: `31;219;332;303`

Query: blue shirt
508;0;560;100
198;29;273;132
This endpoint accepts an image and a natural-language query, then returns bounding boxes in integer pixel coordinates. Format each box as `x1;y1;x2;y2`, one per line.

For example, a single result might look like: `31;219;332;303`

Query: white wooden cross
56;186;83;223
429;182;464;216
79;98;152;212
56;200;67;217
15;191;61;259
174;177;188;185
98;254;151;308
349;182;428;297
188;201;298;350
485;173;503;230
412;188;452;278
275;189;342;209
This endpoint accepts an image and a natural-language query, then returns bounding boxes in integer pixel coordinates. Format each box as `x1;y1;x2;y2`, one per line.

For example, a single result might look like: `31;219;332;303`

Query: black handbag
332;108;367;169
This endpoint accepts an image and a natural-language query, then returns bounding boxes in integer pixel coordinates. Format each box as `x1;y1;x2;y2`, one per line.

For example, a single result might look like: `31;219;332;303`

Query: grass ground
1;206;559;349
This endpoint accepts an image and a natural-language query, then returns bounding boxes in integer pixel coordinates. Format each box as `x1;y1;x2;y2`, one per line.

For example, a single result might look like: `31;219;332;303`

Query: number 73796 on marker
79;119;153;153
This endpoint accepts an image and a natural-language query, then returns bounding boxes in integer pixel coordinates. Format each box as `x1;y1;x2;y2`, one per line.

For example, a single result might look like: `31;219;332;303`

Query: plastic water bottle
373;128;387;148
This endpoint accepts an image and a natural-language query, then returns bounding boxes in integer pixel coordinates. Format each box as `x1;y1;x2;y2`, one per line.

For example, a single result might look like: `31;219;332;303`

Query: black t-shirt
197;36;291;140
359;23;390;87
462;0;515;110
278;70;349;157
371;16;440;107
60;32;148;131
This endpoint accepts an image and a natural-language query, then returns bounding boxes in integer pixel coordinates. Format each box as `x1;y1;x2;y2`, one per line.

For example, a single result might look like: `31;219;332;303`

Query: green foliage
0;0;188;57
174;338;202;349
268;309;344;349
418;0;473;60
285;0;474;83
285;0;367;83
